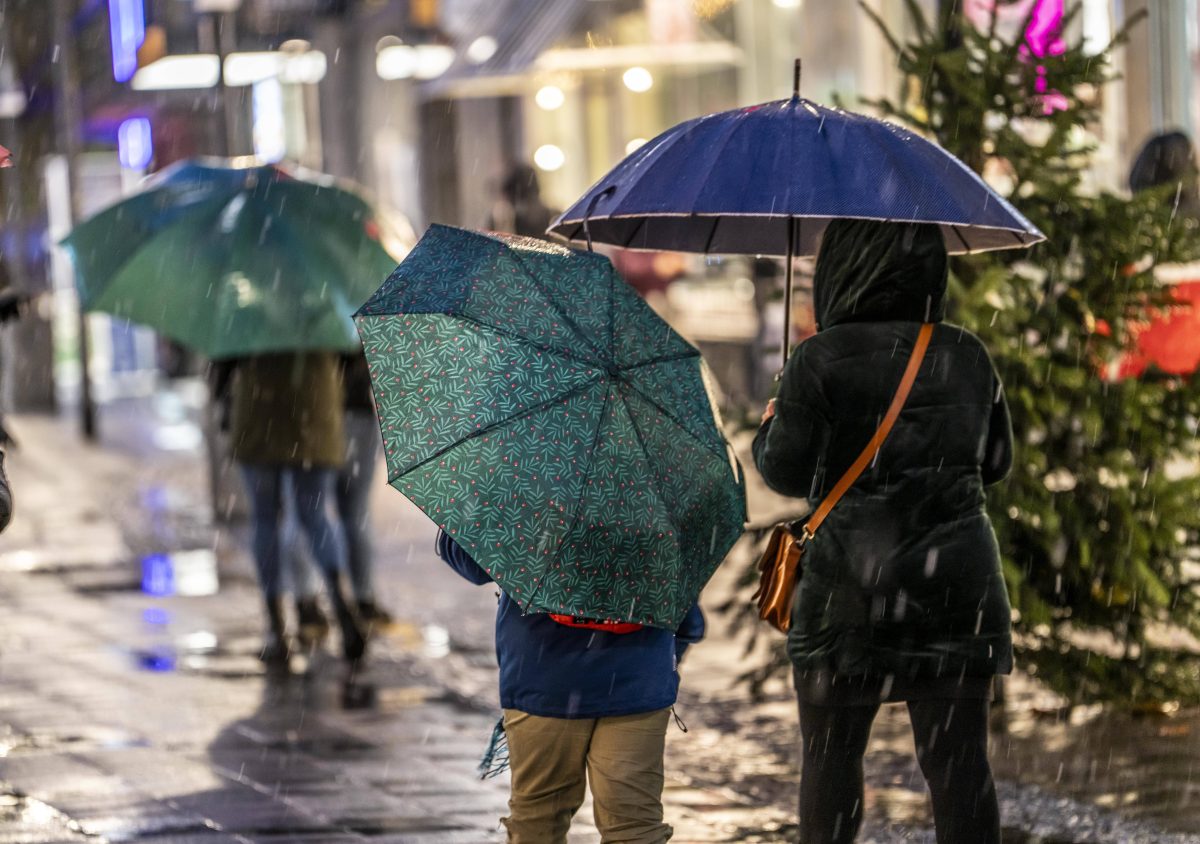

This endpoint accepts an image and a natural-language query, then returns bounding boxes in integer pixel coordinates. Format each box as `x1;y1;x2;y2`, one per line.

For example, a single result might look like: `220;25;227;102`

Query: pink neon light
1019;0;1068;113
1023;0;1066;58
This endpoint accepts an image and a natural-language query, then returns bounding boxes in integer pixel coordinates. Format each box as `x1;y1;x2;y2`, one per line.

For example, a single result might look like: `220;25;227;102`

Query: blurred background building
0;0;1196;415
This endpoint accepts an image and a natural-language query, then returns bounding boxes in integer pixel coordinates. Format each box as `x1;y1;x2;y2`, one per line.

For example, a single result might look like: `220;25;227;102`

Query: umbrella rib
522;383;612;615
505;249;612;362
620;376;730;461
619;350;699;372
617;389;687;541
387;375;607;485
622;216;647;249
617;386;740;608
701;215;720;254
607;266;617;365
556;213;1040;256
451;312;606;369
69;195;230;300
950;225;971;253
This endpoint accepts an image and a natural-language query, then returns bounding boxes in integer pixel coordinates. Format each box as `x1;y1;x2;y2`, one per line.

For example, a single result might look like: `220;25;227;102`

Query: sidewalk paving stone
4;402;1200;843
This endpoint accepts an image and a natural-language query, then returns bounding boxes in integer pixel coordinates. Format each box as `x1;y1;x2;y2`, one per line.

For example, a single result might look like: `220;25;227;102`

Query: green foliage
863;1;1200;703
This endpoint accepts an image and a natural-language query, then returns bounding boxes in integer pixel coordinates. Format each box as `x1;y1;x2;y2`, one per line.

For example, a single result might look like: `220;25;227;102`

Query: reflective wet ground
1;399;1199;843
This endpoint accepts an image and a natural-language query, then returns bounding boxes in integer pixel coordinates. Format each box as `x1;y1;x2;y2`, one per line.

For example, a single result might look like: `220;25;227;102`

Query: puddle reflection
140;550;218;597
422;624;450;658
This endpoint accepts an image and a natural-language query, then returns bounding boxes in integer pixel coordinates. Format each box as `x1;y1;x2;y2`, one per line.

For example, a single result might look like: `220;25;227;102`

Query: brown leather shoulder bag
754;323;934;632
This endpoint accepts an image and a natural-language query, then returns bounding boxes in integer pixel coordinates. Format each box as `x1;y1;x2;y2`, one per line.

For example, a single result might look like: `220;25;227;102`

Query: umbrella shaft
782;219;796;368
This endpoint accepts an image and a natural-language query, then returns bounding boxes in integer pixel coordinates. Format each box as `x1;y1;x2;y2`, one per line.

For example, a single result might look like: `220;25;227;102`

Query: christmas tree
855;0;1200;702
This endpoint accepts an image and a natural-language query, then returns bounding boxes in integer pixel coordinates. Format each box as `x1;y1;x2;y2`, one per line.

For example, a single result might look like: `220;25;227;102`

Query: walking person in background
488;164;558;238
436;531;701;844
278;474;331;647
1129;130;1200;215
229;352;367;666
754;220;1014;844
335;352;391;626
285;352;392;642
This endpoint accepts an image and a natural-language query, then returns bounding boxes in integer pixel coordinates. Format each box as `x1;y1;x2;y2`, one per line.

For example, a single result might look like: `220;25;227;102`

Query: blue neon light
118;117;153;170
142;607;171;626
109;0;146;83
137;645;177;673
141;553;175;597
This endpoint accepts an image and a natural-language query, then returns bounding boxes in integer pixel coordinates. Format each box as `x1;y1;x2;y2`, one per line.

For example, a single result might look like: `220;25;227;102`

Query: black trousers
797;698;999;844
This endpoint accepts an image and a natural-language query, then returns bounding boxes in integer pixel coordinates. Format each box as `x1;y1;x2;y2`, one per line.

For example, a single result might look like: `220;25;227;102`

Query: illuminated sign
252;77;287;163
118;117;153;170
964;0;1066;112
108;0;146;83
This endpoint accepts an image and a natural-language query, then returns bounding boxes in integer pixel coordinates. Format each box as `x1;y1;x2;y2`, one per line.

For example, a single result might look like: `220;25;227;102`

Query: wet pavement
1;390;1198;843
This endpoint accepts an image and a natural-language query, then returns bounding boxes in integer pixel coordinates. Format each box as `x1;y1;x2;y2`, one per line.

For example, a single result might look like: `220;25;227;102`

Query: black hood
812;219;947;329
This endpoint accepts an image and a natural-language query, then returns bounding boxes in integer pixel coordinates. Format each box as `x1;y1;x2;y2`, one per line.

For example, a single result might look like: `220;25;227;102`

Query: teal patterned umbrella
354;225;746;628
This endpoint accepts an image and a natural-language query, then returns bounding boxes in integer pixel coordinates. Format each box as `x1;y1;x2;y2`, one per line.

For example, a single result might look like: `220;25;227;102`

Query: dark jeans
798;699;999;844
285;412;379;603
240;464;346;601
338;411;380;602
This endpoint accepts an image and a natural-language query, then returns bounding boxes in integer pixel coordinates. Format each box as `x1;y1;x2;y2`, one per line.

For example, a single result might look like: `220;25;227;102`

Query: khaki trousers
501;707;673;844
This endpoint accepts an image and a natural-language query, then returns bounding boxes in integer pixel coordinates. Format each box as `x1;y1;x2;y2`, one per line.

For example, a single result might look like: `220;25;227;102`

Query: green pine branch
730;2;1200;706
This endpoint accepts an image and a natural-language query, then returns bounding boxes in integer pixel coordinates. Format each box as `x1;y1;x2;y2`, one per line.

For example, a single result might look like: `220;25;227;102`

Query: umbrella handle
582;186;616;253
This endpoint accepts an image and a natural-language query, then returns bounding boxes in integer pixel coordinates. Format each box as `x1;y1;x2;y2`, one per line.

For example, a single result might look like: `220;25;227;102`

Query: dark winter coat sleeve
981;376;1014;486
752;342;833;500
673;603;705;661
435;530;493;586
0;449;11;534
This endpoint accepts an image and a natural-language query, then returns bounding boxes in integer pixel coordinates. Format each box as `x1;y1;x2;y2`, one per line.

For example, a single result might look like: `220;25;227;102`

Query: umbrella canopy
62;159;406;359
354;225;746;629
549;94;1044;257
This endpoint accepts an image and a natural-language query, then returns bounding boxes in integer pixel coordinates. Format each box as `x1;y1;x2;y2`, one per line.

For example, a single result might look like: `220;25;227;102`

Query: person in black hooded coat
753;219;1013;844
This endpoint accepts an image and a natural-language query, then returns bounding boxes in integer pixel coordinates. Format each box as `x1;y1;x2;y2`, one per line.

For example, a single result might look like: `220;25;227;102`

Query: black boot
329;583;367;663
295;596;331;648
260;597;290;666
356;599;394;628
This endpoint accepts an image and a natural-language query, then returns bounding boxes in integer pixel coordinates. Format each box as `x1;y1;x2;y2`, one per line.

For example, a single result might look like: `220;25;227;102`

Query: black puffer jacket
753;219;1014;685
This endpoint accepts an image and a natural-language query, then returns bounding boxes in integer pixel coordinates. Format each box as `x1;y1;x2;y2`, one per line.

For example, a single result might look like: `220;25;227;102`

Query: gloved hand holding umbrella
355;225;746;629
0;144;13;168
548;60;1045;364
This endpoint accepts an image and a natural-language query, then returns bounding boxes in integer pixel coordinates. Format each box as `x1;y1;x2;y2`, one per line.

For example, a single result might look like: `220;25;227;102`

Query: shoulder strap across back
801;322;934;540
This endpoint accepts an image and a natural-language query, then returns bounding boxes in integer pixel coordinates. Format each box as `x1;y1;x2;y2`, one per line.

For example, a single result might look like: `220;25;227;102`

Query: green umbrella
355;225;746;629
62;159;406;359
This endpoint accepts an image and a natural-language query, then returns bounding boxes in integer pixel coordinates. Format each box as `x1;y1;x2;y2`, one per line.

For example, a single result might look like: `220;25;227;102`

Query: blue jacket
436;531;705;719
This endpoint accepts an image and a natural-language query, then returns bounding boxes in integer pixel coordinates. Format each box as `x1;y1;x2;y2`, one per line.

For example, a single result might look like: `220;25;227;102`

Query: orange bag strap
800;323;934;542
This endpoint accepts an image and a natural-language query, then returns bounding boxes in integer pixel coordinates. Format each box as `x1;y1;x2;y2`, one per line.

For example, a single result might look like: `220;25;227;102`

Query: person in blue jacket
436;530;703;844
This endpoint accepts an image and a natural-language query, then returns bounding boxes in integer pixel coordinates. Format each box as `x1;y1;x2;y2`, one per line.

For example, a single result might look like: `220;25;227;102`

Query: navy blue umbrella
548;62;1043;362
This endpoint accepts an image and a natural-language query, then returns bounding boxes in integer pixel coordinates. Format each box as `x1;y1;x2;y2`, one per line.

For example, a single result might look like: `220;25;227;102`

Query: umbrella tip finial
792;58;802;99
